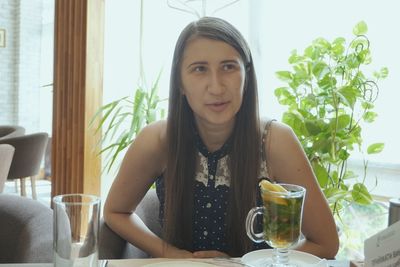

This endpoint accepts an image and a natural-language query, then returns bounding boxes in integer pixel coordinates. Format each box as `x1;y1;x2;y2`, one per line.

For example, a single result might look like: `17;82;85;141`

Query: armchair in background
0;144;15;193
0;194;53;263
99;188;161;259
0;125;25;140
0;133;48;199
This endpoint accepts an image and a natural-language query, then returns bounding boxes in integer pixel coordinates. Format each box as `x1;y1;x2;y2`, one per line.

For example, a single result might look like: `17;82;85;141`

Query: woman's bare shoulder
267;121;301;162
120;120;168;177
268;120;294;138
136;120;167;152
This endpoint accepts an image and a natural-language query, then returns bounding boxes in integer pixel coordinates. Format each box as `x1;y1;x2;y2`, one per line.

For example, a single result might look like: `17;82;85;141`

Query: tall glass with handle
246;181;306;267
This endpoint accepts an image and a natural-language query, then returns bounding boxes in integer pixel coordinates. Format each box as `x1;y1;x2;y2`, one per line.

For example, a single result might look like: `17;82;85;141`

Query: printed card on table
364;220;400;267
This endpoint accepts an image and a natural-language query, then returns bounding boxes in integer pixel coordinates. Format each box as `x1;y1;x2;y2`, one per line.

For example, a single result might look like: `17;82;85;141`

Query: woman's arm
103;120;193;258
266;121;339;259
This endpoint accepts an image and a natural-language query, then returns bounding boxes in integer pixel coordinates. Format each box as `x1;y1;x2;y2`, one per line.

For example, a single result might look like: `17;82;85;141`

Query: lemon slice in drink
259;180;288;205
259;179;288;192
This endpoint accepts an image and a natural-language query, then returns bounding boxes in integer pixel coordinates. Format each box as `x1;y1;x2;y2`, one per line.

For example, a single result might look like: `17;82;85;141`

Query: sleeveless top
155;119;274;253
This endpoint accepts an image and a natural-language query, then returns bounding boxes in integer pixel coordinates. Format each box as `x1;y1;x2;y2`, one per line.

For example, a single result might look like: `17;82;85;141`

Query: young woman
104;17;339;259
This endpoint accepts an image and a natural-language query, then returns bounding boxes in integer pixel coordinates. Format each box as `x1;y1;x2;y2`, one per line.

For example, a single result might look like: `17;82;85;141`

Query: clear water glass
53;194;100;267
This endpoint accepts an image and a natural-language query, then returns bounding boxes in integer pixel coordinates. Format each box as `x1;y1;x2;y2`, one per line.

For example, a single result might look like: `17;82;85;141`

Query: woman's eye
222;63;237;71
192;66;206;73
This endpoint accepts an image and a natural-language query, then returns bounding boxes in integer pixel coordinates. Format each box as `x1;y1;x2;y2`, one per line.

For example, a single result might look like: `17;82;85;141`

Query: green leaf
300;95;318;110
373;71;380;80
293;64;309;81
338;86;358;107
313;37;331;50
367;143;384;154
288;50;304;64
313;137;331;154
357;49;370;64
312;161;329;187
336;114;351;130
361;101;374;109
363;111;377;123
318;74;336;91
305;120;321;135
380;67;389;79
345;54;361;69
324;188;349;203
353;21;368;35
276;71;293;82
338;149;350;161
331;170;339;184
274;87;295;105
343;170;358;180
351;183;372;205
332;37;346;46
340;183;349;191
312;61;329;80
304;45;315;59
332;42;345;57
282;112;307;137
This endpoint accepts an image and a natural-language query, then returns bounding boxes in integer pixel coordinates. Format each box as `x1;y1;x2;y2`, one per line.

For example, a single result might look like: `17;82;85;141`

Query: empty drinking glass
53;194;100;267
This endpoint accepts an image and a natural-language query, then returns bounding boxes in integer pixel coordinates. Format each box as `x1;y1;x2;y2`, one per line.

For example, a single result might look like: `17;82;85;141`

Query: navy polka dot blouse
155;120;273;253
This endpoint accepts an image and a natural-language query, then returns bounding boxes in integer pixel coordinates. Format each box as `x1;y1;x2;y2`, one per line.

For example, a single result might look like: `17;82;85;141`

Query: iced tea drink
261;184;304;248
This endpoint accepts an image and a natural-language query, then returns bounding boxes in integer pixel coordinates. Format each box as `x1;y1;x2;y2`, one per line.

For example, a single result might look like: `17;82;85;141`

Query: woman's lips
206;101;229;112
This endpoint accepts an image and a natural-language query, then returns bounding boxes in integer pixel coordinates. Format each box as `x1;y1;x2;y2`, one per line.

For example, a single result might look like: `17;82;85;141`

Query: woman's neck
194;118;235;152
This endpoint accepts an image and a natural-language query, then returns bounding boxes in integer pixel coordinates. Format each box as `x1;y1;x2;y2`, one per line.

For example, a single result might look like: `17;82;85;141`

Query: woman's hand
193;250;229;258
161;245;194;258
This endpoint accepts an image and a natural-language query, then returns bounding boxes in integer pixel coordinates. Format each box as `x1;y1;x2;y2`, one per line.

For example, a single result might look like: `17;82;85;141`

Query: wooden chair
0;133;48;199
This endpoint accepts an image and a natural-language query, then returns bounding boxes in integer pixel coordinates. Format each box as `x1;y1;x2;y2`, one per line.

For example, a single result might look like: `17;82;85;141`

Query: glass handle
245;206;265;243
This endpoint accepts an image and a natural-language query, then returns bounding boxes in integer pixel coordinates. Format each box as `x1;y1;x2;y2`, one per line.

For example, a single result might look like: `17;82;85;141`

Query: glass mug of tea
246;181;306;267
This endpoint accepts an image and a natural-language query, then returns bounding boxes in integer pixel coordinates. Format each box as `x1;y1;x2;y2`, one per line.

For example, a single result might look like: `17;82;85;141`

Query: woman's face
180;37;246;129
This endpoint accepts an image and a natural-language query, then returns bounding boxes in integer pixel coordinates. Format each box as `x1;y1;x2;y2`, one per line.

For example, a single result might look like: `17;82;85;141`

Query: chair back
99;188;161;259
0;125;25;140
0;144;15;192
0;194;53;263
0;133;48;180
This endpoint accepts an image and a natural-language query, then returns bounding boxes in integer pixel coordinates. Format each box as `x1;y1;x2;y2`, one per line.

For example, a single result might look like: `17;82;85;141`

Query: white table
0;258;352;267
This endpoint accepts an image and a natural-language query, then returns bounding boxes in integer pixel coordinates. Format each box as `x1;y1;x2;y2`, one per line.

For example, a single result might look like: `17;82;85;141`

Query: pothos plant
91;0;166;173
274;21;387;217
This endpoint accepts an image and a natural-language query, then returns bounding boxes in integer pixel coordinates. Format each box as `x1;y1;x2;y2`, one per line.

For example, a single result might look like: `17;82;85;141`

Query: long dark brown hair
164;17;261;256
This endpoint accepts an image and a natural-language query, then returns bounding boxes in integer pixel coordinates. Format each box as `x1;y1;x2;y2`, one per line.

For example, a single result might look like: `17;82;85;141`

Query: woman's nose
207;70;225;95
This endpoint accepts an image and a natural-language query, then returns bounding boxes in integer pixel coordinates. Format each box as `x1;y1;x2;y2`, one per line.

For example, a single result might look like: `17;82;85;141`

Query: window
249;0;400;259
104;0;400;260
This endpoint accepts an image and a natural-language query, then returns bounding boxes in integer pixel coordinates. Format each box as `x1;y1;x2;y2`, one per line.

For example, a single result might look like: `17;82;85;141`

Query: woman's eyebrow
220;59;240;64
186;61;208;69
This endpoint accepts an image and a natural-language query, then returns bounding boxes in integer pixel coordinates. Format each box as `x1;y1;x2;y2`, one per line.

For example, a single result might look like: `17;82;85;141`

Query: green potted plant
274;21;387;217
91;0;166;173
92;75;165;173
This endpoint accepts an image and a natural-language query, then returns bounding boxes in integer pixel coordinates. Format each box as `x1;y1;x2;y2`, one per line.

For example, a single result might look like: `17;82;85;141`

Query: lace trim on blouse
194;119;274;188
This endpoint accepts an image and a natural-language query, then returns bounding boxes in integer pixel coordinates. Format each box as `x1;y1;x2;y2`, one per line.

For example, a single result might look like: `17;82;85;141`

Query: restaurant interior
0;0;399;266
